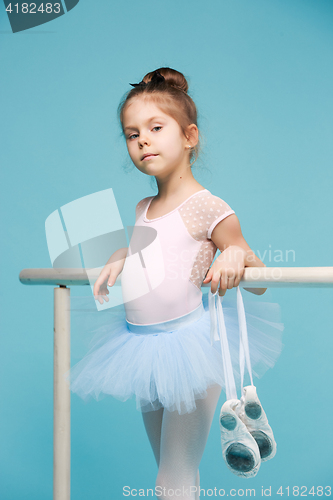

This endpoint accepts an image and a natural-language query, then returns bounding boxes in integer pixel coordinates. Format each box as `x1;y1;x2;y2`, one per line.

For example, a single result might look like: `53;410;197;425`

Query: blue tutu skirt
64;292;284;415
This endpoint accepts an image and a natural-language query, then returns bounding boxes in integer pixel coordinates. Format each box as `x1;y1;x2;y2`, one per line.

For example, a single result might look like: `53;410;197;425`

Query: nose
138;133;150;148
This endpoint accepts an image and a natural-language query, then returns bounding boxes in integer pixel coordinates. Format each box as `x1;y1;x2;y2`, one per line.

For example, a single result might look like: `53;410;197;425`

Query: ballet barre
18;266;333;500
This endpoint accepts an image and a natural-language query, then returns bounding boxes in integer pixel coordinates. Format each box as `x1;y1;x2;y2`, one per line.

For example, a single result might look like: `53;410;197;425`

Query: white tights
142;384;222;500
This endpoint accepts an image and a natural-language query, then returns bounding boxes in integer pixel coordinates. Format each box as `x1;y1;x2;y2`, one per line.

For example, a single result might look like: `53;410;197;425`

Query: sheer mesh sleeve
178;191;235;289
206;195;235;240
178;191;235;241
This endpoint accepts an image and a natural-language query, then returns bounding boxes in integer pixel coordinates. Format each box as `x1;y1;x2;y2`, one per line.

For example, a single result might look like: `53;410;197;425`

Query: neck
155;165;203;201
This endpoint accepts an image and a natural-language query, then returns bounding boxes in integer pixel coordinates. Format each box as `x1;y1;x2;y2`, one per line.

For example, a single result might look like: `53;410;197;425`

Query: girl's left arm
203;214;267;296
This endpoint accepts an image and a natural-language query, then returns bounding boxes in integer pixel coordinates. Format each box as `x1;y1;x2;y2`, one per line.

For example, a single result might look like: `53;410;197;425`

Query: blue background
1;0;333;498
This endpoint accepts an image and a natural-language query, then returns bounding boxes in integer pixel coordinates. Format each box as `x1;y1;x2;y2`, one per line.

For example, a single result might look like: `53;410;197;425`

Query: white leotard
121;189;235;325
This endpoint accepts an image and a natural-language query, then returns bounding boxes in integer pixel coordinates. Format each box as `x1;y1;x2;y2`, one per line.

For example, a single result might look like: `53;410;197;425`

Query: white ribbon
237;286;254;393
208;285;254;400
209;290;237;400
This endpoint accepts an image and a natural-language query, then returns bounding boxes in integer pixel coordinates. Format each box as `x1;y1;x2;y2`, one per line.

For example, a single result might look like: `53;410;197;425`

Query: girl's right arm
94;198;146;303
93;247;128;304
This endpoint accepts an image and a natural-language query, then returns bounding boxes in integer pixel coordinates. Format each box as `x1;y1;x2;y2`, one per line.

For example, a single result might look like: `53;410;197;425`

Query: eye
128;133;138;140
152;126;162;132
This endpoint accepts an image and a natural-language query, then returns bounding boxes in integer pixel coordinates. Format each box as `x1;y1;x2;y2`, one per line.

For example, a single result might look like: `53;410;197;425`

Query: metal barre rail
19;267;333;500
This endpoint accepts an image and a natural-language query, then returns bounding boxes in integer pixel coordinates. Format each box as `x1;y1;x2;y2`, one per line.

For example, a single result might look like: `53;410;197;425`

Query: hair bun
145;67;189;94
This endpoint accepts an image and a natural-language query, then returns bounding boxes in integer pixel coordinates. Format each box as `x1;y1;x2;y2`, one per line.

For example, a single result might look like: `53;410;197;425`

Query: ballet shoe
219;399;261;478
235;386;276;463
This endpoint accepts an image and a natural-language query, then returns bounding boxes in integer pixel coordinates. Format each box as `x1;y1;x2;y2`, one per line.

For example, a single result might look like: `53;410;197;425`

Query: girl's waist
126;301;205;335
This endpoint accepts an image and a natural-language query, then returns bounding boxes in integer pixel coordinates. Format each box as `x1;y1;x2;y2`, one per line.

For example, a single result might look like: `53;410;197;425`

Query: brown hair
117;67;201;167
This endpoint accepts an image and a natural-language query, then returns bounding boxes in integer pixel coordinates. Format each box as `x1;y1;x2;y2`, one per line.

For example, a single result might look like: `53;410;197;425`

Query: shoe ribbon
208;285;254;400
236;286;254;393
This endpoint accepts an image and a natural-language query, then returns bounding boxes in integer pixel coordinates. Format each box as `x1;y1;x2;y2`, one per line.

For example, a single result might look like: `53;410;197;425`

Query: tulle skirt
64;292;284;415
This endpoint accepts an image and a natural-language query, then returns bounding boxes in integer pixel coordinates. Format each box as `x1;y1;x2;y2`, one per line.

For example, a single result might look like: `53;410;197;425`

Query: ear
185;124;199;148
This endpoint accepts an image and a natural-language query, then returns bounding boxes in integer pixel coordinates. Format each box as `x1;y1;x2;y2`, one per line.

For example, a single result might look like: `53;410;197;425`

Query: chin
135;165;157;176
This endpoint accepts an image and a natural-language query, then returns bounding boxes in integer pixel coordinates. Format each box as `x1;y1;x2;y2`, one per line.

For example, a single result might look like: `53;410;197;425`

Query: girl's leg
156;383;222;500
142;406;164;466
143;408;200;499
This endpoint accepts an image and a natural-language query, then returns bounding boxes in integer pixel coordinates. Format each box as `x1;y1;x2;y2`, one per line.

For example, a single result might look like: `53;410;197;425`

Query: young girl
67;68;283;498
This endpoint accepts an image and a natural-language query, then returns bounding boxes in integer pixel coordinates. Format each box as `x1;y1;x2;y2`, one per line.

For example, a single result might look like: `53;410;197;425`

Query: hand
203;246;246;296
93;261;123;305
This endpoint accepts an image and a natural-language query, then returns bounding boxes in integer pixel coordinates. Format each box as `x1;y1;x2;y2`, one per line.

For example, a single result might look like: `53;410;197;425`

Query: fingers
219;276;233;297
94;294;109;305
108;267;121;287
204;263;245;295
94;284;110;304
93;265;120;304
93;284;100;299
211;269;234;295
233;268;245;289
108;276;116;287
93;282;110;304
233;275;242;288
210;271;221;294
212;269;244;296
218;278;235;296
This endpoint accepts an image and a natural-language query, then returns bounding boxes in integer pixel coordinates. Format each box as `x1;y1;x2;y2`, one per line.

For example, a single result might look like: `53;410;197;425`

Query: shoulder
135;196;153;220
203;190;232;206
136;196;153;209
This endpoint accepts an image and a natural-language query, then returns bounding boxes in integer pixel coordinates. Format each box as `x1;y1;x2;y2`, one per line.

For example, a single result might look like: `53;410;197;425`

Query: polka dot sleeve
206;195;235;240
178;190;235;242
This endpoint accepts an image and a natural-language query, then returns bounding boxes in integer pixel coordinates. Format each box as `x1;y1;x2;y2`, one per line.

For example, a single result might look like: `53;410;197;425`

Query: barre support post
54;286;71;500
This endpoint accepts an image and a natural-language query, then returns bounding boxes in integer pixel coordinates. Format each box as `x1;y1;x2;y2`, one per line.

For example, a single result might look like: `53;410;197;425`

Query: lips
141;154;158;160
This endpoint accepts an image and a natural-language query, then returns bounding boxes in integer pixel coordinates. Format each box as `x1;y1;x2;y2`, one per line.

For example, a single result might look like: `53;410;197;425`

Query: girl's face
123;97;191;178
